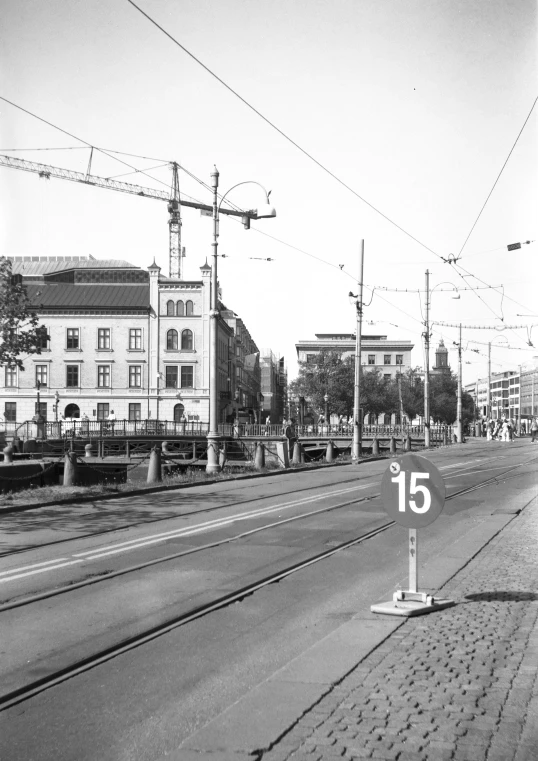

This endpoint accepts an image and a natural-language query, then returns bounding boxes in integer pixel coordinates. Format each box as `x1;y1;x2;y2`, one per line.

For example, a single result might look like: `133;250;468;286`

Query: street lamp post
324;393;329;425
350;239;365;462
424;277;460;445
206;168;276;474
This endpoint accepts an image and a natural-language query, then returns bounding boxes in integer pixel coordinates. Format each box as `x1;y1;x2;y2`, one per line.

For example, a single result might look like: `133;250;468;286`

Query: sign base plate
371;590;455;617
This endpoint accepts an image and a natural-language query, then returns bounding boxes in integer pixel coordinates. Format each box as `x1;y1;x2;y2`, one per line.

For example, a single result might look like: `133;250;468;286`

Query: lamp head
254;199;277;219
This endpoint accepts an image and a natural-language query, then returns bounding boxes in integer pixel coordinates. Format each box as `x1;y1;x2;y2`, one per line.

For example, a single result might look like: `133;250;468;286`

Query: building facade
260;350;287;424
296;333;414;379
465;361;538;423
1;256;270;425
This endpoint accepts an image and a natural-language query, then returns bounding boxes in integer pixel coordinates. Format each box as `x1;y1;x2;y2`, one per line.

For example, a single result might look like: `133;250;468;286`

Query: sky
1;0;536;385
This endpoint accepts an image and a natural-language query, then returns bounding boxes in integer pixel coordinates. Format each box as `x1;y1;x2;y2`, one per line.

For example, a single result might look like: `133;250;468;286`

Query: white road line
0;558;69;578
0;560;85;584
444;464;522;479
75;485;369;560
0;484;369;581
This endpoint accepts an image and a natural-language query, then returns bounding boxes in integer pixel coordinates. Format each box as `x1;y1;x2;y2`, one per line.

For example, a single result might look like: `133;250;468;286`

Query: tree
397;368;424;421
289;351;354;418
289;352;398;421
0;257;48;370
429;373;458;424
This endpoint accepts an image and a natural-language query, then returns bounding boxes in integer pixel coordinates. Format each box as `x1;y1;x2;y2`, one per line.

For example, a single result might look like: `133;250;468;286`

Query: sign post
371;454;455;617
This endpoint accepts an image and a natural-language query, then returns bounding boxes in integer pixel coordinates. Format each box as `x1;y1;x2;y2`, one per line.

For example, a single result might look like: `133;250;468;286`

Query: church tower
432;339;451;374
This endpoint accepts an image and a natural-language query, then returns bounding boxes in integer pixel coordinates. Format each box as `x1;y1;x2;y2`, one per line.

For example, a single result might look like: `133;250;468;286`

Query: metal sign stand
371;527;455;617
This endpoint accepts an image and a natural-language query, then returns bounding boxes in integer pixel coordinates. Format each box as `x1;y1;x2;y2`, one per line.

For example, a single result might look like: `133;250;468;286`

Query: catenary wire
125;0;443;261
457;96;537;257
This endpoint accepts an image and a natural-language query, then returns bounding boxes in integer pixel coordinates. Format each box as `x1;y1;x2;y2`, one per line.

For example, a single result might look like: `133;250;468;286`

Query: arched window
173;403;185;422
186;300;194;316
167;329;178;350
181;329;193;350
64;403;80;419
176;300;184;316
166;300;174;316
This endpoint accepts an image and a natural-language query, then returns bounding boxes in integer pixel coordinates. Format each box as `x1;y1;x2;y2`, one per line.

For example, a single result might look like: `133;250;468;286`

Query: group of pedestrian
484;416;538;443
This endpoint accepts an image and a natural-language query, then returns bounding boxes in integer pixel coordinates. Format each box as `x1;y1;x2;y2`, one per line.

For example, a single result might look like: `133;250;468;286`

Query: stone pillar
147;445;162;484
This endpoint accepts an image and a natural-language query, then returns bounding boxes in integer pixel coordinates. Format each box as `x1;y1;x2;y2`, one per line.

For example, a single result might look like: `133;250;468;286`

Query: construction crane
0;154;258;278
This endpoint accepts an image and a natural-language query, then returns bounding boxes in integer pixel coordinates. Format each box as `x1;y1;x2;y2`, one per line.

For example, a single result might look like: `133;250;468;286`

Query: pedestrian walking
531;418;538;443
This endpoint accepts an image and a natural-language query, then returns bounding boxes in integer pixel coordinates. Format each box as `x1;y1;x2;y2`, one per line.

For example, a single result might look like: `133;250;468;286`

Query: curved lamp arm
218;181;276;219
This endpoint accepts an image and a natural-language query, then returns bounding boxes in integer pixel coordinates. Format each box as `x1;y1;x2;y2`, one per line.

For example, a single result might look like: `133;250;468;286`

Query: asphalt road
1;439;536;761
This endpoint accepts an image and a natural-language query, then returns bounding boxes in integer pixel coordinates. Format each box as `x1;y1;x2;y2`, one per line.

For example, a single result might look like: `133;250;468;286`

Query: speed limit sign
380;454;445;528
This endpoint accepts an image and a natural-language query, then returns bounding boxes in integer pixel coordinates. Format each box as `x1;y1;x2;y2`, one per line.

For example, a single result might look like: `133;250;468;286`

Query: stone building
1;256;266;425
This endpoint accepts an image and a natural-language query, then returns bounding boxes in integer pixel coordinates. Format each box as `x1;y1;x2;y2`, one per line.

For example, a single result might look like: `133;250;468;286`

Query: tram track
0;456;535;712
1;454;534;612
0;449;519;559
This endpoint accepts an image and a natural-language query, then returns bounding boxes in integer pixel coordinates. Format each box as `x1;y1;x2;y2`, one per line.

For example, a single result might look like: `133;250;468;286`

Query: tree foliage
0;257;48;370
289;351;398;420
289;353;475;426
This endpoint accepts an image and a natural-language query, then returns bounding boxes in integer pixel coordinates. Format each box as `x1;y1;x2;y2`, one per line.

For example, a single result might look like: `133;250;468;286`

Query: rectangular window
36;328;48;350
4;402;16;422
35;365;48;387
97;365;110;388
98;328;111;350
129;365;142;388
165;366;178;388
181;365;194;388
396;354;403;365
97;403;109;421
368;355;375;365
129;328;142;350
66;328;79;349
66;365;79;388
384;355;391;365
129;403;141;421
5;367;17;387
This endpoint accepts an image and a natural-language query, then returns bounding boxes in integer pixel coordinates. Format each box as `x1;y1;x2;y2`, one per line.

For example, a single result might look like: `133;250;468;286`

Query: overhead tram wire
125;0;443;262
457;96;538;258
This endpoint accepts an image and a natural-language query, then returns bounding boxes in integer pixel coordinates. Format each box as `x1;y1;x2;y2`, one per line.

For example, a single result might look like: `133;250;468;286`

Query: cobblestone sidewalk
261;502;538;761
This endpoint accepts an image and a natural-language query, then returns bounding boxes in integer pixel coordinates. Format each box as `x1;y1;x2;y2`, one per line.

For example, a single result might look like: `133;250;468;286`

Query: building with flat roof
296;333;414;379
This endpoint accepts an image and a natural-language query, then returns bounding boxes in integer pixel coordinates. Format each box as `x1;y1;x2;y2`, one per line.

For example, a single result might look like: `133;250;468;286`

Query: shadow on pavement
464;591;538;602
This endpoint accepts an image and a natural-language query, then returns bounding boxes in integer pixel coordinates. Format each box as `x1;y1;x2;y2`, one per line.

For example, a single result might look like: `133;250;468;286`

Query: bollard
147;446;162;484
2;445;14;465
443;429;449;446
292;441;302;465
406;434;412;451
275;440;289;468
219;442;227;469
325;440;335;463
389;436;397;454
254;442;265;470
84;443;93;458
63;451;78;486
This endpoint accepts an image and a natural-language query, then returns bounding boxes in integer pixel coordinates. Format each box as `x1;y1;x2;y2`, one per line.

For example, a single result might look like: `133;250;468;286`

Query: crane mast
0;154;256;278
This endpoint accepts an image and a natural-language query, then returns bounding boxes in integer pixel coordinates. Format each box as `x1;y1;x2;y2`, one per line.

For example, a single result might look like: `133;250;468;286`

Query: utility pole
423;270;430;447
487;342;491;419
457;323;463;443
206;166;221;474
352;240;365;462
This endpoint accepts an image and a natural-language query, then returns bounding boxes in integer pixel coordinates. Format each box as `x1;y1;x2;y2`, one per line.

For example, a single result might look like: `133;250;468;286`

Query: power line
457;95;537;257
125;0;442;261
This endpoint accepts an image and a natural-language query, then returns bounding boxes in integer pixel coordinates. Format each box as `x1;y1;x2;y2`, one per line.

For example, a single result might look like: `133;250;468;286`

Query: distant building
260;350;287;424
295;332;414;424
296;333;414;379
1;256;271;425
465;361;538;422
